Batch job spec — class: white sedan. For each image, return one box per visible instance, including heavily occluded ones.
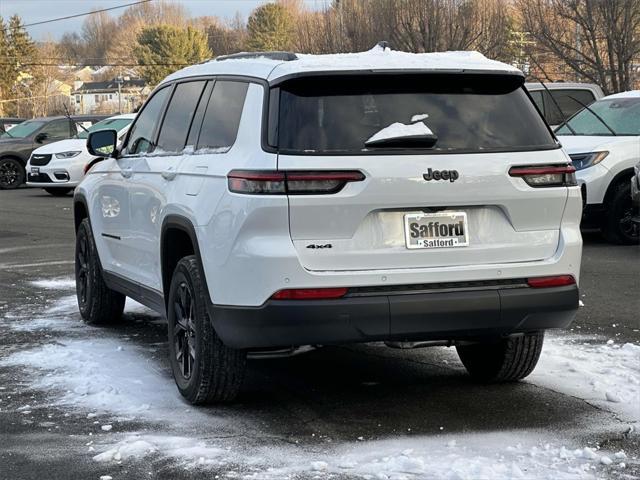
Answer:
[26,114,135,196]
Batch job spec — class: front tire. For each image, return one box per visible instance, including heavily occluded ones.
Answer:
[602,182,639,244]
[0,158,25,189]
[44,187,73,196]
[75,218,125,325]
[167,256,246,404]
[456,332,544,382]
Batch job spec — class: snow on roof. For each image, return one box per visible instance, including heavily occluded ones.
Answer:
[161,46,521,86]
[602,90,640,100]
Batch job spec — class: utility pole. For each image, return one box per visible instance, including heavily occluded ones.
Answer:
[116,75,123,114]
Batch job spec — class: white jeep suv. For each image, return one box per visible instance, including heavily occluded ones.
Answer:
[74,47,582,404]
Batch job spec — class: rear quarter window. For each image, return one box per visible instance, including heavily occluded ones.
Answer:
[196,80,249,152]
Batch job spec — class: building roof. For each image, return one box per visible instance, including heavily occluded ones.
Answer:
[73,78,147,94]
[161,45,522,86]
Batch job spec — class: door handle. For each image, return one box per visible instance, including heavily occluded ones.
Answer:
[161,169,177,181]
[120,168,133,178]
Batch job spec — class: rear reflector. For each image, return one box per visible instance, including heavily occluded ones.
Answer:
[527,275,576,288]
[228,170,365,195]
[509,164,577,187]
[271,287,348,300]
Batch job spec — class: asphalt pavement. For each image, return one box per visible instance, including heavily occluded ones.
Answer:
[0,187,638,480]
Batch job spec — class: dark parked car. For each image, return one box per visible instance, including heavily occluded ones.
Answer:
[0,117,25,135]
[0,115,106,189]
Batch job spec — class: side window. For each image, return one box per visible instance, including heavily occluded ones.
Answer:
[156,81,207,153]
[196,81,249,151]
[529,90,544,117]
[41,120,72,139]
[551,89,597,122]
[126,86,171,155]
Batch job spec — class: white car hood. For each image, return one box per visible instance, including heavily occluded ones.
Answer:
[558,135,636,154]
[32,138,87,155]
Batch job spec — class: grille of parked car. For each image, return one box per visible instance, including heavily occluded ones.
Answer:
[30,154,52,166]
[27,172,53,183]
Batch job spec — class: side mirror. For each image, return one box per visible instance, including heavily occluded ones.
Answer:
[35,132,49,143]
[87,129,118,157]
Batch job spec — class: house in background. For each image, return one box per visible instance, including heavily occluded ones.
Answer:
[71,77,150,114]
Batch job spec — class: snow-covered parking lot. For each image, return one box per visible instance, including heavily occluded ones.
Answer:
[0,190,639,480]
[0,276,638,479]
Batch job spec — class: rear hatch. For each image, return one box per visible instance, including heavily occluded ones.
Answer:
[272,73,569,272]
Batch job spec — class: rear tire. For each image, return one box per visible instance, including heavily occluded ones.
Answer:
[456,332,544,382]
[0,157,24,189]
[75,218,125,325]
[44,187,73,196]
[602,182,639,245]
[167,255,246,404]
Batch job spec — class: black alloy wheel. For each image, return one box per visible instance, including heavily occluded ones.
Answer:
[173,281,197,380]
[0,158,24,189]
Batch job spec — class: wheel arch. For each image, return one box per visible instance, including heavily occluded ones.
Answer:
[73,193,90,233]
[604,167,634,206]
[160,215,212,309]
[0,153,27,165]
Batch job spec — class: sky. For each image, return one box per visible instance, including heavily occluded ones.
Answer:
[0,0,327,40]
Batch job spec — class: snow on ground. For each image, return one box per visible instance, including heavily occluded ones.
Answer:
[90,432,626,480]
[531,337,640,422]
[2,288,637,479]
[30,277,76,290]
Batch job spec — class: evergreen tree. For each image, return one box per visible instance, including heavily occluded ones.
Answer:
[246,3,294,51]
[134,25,211,86]
[0,17,10,115]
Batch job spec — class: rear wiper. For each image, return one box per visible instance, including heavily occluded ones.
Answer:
[365,134,438,148]
[567,96,617,136]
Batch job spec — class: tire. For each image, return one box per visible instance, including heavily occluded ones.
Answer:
[0,157,25,189]
[75,218,125,325]
[44,187,73,196]
[167,255,246,404]
[456,332,544,382]
[602,182,639,245]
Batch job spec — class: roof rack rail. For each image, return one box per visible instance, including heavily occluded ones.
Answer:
[216,51,298,62]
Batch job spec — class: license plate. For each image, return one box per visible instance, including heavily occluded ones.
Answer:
[404,212,469,249]
[31,167,39,174]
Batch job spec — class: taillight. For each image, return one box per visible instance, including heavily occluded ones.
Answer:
[509,164,577,187]
[228,170,365,195]
[271,288,348,300]
[527,275,576,288]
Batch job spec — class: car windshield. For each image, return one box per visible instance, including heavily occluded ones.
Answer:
[77,118,133,139]
[556,97,640,136]
[273,73,556,154]
[0,120,44,139]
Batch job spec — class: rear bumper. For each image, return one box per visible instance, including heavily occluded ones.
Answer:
[211,284,579,349]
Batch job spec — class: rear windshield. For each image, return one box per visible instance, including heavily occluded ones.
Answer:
[272,74,556,154]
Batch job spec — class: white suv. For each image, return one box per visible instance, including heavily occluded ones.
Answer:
[556,91,640,244]
[74,47,582,404]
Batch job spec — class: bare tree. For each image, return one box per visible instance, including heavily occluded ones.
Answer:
[518,0,640,94]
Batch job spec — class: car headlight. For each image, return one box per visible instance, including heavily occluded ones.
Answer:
[569,151,609,171]
[55,151,81,159]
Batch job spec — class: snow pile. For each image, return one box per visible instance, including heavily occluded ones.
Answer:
[0,337,193,420]
[366,122,434,145]
[531,337,640,422]
[90,433,623,479]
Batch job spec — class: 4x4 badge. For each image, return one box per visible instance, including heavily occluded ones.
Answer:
[423,168,459,182]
